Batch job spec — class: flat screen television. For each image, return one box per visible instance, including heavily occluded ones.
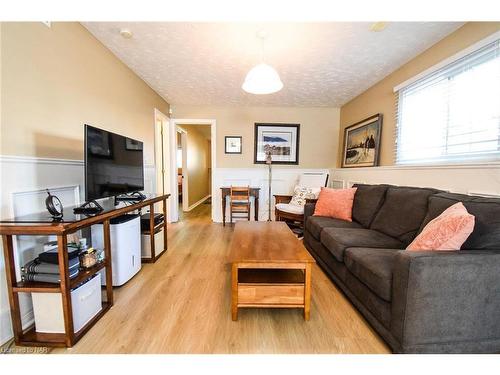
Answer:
[85,124,144,201]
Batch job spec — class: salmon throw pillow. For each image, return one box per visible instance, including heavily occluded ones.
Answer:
[407,202,475,251]
[313,187,357,222]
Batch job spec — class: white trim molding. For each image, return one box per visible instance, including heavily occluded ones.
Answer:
[335,162,500,172]
[0,155,84,166]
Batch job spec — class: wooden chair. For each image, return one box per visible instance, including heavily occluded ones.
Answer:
[229,186,251,224]
[274,172,329,226]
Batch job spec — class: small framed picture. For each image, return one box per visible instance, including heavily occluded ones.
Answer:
[225,136,242,154]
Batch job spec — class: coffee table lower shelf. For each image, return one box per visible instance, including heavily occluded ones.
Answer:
[231,266,312,321]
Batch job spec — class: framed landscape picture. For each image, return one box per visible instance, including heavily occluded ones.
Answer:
[225,136,242,154]
[254,123,300,164]
[341,114,382,168]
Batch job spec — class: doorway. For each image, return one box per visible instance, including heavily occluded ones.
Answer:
[170,119,216,222]
[175,123,212,218]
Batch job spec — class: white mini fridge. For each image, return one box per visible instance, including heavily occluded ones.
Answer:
[92,214,141,286]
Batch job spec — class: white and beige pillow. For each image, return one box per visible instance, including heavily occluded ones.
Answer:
[289,185,321,207]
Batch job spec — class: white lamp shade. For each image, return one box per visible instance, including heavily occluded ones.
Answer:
[242,63,283,94]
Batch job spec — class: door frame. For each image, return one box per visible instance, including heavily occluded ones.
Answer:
[169,118,216,222]
[154,108,172,222]
[176,127,188,212]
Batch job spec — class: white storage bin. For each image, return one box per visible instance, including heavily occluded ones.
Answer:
[31,273,102,334]
[141,229,164,258]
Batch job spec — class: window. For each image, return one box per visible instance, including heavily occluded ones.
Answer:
[395,36,500,165]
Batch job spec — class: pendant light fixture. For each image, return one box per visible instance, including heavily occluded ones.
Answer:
[242,31,283,95]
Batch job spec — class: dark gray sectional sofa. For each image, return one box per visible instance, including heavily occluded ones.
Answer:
[303,184,500,353]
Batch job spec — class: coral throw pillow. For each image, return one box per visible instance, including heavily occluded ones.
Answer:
[313,187,357,222]
[407,202,475,251]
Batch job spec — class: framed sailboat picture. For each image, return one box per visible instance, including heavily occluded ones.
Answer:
[254,123,300,165]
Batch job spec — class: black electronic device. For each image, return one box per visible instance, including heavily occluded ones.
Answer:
[114,191,147,205]
[85,124,144,202]
[45,190,63,219]
[140,213,164,231]
[73,200,104,215]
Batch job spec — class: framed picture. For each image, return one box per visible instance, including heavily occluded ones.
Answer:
[341,114,383,168]
[225,136,242,154]
[254,123,300,165]
[125,137,143,151]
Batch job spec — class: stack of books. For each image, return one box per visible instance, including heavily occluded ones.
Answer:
[21,242,81,283]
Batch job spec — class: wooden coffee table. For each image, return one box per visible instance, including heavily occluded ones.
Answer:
[229,221,315,321]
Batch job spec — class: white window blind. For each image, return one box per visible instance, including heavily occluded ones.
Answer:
[395,38,500,165]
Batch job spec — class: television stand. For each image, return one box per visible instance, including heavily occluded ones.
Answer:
[0,193,170,348]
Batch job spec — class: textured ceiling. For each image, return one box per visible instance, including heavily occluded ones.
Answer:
[83,22,463,107]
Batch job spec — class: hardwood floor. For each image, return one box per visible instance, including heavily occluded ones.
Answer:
[49,204,390,354]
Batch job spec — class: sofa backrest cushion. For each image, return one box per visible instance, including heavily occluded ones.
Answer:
[352,184,389,228]
[418,192,500,250]
[370,186,441,245]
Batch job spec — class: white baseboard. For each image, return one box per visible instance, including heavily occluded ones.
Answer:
[185,194,211,212]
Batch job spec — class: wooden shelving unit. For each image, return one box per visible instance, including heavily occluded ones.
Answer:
[140,201,168,263]
[69,261,107,288]
[13,261,107,294]
[0,193,170,348]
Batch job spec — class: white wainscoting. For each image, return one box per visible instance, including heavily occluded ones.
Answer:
[0,155,156,345]
[330,163,500,196]
[212,167,331,223]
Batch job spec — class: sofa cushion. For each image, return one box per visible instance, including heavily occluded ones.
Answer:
[275,203,304,215]
[344,248,400,302]
[305,234,392,329]
[419,192,500,250]
[313,187,357,221]
[370,186,441,245]
[352,184,389,228]
[306,216,362,240]
[320,227,404,262]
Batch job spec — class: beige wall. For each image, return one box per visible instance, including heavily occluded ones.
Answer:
[179,124,211,207]
[338,22,500,167]
[0,22,170,164]
[172,106,340,169]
